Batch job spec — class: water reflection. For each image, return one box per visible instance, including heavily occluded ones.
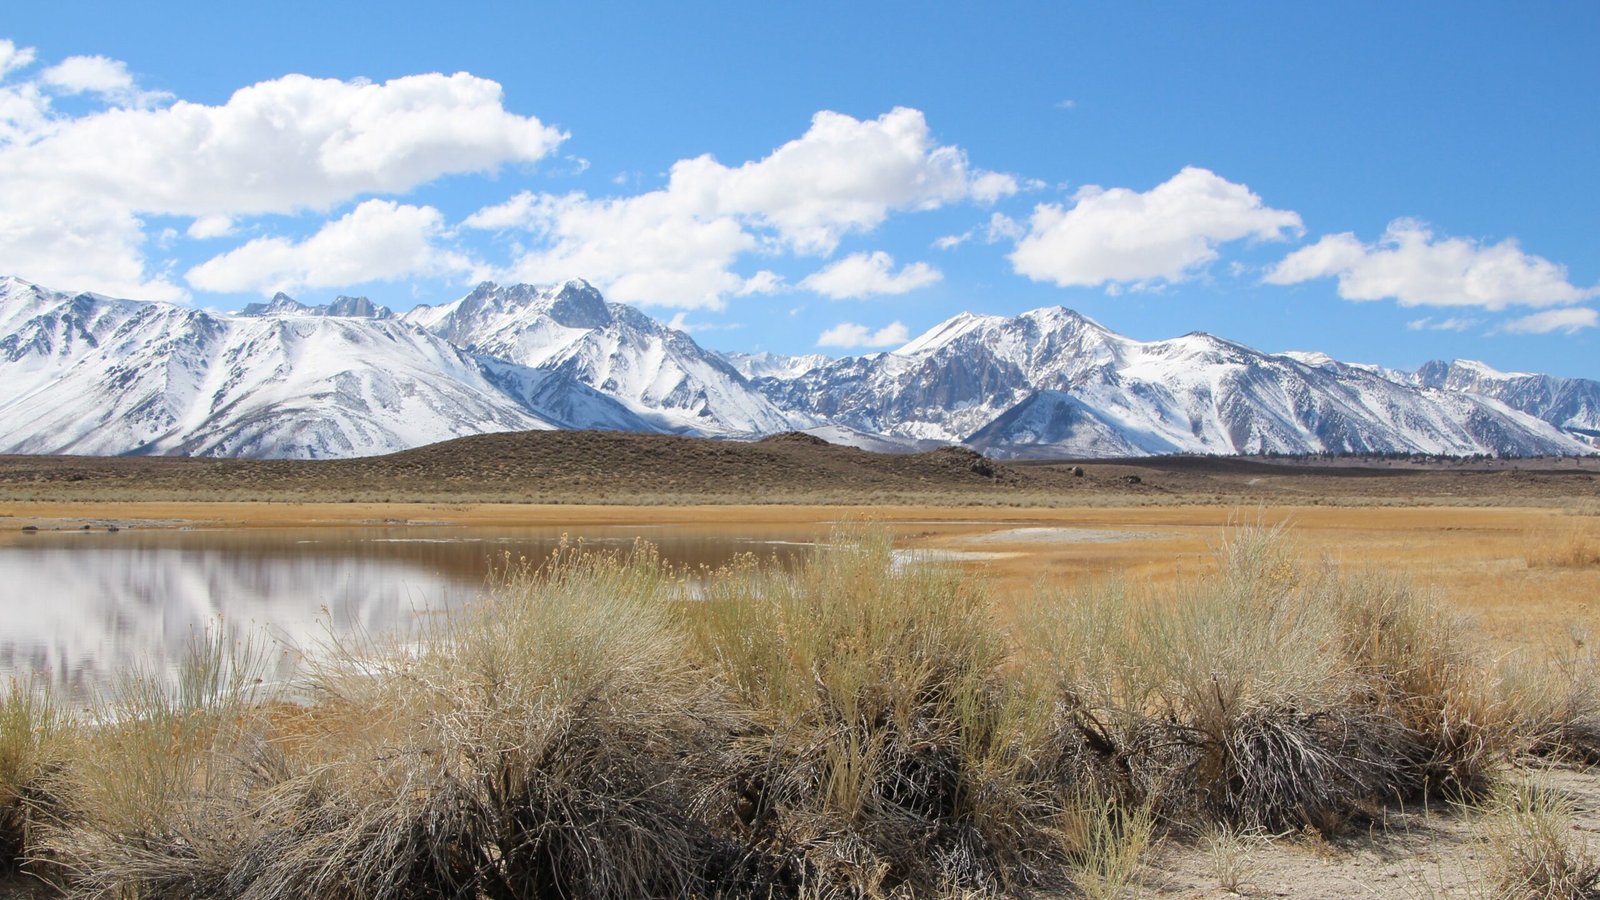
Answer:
[0,524,818,695]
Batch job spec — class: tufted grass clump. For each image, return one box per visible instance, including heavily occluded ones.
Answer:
[689,528,1065,897]
[1022,527,1503,836]
[215,542,737,900]
[38,627,273,897]
[1477,779,1600,899]
[0,679,71,875]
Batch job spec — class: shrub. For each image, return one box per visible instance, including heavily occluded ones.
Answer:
[1325,568,1508,794]
[1477,779,1600,899]
[690,528,1063,896]
[226,543,737,900]
[39,627,272,896]
[0,679,70,873]
[1022,527,1467,834]
[1501,628,1600,765]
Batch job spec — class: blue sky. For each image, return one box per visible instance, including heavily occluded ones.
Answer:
[3,2,1597,376]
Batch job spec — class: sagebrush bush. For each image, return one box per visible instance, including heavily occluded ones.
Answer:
[230,543,738,899]
[11,527,1596,898]
[690,528,1065,896]
[1023,527,1502,834]
[0,679,69,873]
[1500,628,1600,765]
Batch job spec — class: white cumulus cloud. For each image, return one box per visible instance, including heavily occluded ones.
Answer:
[185,200,471,295]
[1497,307,1598,335]
[1009,166,1303,290]
[1265,219,1598,310]
[4,71,565,217]
[816,320,910,349]
[0,55,563,300]
[465,189,759,310]
[466,107,1007,309]
[801,251,941,299]
[670,106,1013,254]
[40,55,136,97]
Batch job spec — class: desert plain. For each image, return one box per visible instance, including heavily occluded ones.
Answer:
[2,435,1598,898]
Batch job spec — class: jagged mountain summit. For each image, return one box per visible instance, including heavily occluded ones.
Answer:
[239,292,395,320]
[0,277,652,458]
[750,307,1595,458]
[721,350,831,381]
[404,280,798,436]
[1407,359,1600,442]
[0,274,1593,460]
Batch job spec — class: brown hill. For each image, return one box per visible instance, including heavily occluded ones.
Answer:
[0,430,1594,506]
[0,430,1062,504]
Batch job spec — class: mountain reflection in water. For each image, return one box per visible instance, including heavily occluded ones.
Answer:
[0,525,817,696]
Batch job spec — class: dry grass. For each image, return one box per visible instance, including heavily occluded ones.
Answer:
[7,527,1598,898]
[1527,527,1600,569]
[1477,779,1600,898]
[1060,790,1155,900]
[1198,823,1267,895]
[1021,527,1514,836]
[0,680,69,875]
[688,528,1065,896]
[230,543,733,899]
[1500,628,1600,764]
[36,627,272,896]
[1327,567,1511,795]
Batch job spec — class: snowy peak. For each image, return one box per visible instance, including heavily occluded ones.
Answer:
[0,274,1594,461]
[752,302,1594,458]
[239,292,394,319]
[1411,359,1600,441]
[896,311,1005,355]
[0,278,663,459]
[326,295,393,319]
[239,292,307,316]
[542,280,612,329]
[722,350,830,380]
[406,280,796,436]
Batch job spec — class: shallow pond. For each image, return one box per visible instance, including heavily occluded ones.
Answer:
[0,524,822,695]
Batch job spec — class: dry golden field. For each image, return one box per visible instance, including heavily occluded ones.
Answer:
[4,496,1596,652]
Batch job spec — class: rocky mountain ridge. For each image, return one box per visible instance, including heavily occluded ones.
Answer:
[0,275,1593,459]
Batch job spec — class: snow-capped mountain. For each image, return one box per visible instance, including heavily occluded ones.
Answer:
[1408,359,1600,442]
[755,306,1592,458]
[0,277,648,458]
[240,292,395,319]
[405,280,798,436]
[720,350,830,381]
[0,275,1593,460]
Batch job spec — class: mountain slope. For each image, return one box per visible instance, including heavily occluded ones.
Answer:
[1411,359,1600,441]
[1,275,1592,460]
[0,277,568,458]
[758,306,1592,458]
[406,280,799,436]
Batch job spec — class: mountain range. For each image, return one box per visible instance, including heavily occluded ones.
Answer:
[1,275,1594,460]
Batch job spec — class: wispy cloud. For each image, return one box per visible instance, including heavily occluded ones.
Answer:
[1496,307,1598,335]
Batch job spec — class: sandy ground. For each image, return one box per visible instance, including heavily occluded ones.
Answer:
[1139,765,1600,898]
